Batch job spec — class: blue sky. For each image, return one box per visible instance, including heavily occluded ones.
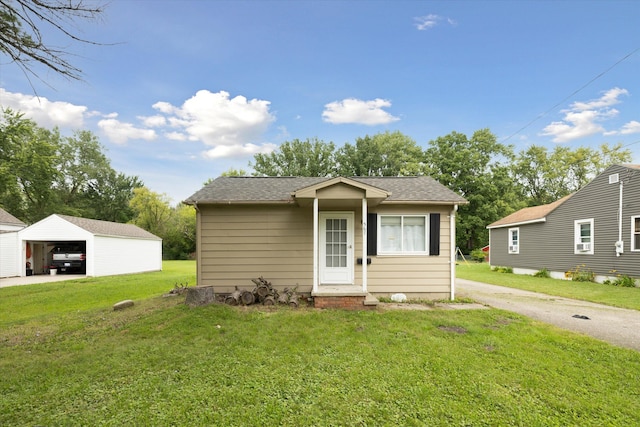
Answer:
[1,0,639,204]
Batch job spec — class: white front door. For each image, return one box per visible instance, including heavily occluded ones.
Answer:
[319,212,354,285]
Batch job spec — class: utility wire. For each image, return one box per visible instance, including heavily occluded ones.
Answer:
[502,47,640,144]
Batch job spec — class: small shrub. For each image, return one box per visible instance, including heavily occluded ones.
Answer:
[603,271,637,287]
[565,265,595,282]
[491,266,513,274]
[471,249,487,263]
[533,268,550,278]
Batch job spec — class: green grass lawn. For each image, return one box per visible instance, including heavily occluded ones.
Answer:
[2,261,640,425]
[457,262,640,311]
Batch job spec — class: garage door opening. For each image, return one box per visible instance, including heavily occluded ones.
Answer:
[25,240,87,276]
[49,241,87,274]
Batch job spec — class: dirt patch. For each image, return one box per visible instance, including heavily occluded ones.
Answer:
[379,303,433,311]
[437,325,468,334]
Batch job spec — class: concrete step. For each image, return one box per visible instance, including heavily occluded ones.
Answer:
[363,293,379,306]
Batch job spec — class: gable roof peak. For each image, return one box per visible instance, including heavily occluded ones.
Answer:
[488,194,573,229]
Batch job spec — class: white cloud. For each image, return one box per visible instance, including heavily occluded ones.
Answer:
[152,101,176,114]
[0,88,278,159]
[0,88,87,128]
[97,118,157,145]
[414,14,456,31]
[139,115,167,127]
[620,120,640,135]
[571,87,628,111]
[322,98,400,125]
[165,131,188,141]
[540,88,630,142]
[153,90,275,147]
[202,142,277,159]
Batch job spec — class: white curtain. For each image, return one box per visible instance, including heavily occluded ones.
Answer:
[381,216,425,252]
[380,216,401,252]
[403,217,425,252]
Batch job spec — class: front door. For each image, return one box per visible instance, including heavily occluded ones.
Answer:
[319,212,354,285]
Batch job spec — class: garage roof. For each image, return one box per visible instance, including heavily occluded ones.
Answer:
[0,207,25,227]
[57,215,161,240]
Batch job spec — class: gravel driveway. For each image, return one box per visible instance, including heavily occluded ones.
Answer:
[456,279,640,352]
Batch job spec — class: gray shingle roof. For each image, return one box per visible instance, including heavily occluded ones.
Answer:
[184,176,467,205]
[0,207,25,226]
[57,215,161,240]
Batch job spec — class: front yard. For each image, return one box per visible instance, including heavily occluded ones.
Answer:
[1,261,640,425]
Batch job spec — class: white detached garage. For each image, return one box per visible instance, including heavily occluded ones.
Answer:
[18,214,162,277]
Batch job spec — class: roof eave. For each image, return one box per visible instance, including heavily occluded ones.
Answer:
[487,217,547,229]
[185,199,296,205]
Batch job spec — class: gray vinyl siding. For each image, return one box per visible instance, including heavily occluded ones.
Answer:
[490,165,640,278]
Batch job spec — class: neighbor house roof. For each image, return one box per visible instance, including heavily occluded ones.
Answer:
[0,207,26,226]
[487,194,573,229]
[184,176,467,205]
[56,214,161,240]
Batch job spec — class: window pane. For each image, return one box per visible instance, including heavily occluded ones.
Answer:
[381,216,401,252]
[635,218,640,233]
[580,223,591,242]
[511,230,518,243]
[403,217,425,251]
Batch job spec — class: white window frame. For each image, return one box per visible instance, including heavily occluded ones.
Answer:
[574,218,594,255]
[378,214,429,255]
[508,227,519,254]
[632,216,640,252]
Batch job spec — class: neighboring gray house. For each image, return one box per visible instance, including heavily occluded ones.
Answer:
[488,164,640,281]
[185,176,467,308]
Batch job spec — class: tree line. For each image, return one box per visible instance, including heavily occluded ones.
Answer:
[245,129,631,250]
[1,109,631,257]
[0,110,195,259]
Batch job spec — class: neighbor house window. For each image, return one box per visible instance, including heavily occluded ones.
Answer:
[379,215,427,254]
[632,216,640,251]
[574,218,594,254]
[508,228,519,254]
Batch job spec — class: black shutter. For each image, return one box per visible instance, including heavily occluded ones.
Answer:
[429,213,440,256]
[367,213,377,256]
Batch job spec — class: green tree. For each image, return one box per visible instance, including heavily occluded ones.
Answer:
[84,170,143,223]
[0,109,31,218]
[162,204,196,260]
[221,167,248,177]
[0,110,62,222]
[336,131,425,176]
[54,130,113,216]
[129,187,173,238]
[512,143,632,206]
[252,138,336,176]
[424,129,520,251]
[0,109,142,223]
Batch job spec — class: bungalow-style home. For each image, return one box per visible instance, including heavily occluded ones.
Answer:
[0,207,27,278]
[488,164,640,282]
[184,176,467,308]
